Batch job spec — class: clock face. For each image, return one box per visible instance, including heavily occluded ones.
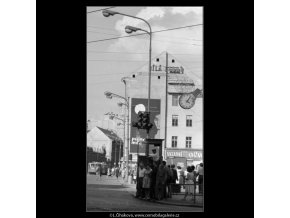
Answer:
[179,93,196,109]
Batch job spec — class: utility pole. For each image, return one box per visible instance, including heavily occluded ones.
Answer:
[126,97,130,180]
[114,141,117,167]
[164,52,168,160]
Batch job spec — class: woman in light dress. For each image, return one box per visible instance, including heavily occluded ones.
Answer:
[183,166,195,200]
[178,167,185,189]
[142,165,152,200]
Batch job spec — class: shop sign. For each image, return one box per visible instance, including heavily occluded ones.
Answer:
[151,64,184,74]
[166,150,203,161]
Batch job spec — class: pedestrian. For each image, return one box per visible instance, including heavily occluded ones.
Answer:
[95,164,101,180]
[183,166,195,200]
[122,167,126,180]
[197,163,204,194]
[99,164,103,180]
[111,166,115,176]
[115,167,119,180]
[165,164,173,198]
[136,162,146,198]
[142,164,152,200]
[107,167,111,178]
[155,161,167,200]
[171,164,178,193]
[150,162,158,199]
[133,168,137,184]
[178,166,185,189]
[191,165,198,193]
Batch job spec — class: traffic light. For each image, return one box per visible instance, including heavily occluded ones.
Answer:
[132,111,144,129]
[132,111,154,131]
[143,112,153,131]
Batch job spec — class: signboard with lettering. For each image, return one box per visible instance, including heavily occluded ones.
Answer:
[166,149,203,161]
[151,64,184,74]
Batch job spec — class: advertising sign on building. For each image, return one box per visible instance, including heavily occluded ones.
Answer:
[130,98,161,154]
[166,149,203,161]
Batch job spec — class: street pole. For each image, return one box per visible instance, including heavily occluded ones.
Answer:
[121,117,125,167]
[115,142,117,167]
[126,97,130,182]
[164,52,168,160]
[145,29,152,157]
[147,31,152,115]
[122,78,130,183]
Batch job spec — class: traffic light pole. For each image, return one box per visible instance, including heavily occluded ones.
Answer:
[145,117,150,156]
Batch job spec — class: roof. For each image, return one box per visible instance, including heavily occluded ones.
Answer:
[97,127,121,141]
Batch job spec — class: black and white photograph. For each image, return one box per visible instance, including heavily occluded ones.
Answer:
[86,6,204,212]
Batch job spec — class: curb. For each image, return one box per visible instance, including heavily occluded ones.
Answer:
[119,181,203,208]
[128,192,203,208]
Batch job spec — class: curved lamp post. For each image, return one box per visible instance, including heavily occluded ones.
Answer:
[104,91,130,182]
[102,9,152,132]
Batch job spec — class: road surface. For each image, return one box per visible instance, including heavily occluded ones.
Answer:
[86,174,202,212]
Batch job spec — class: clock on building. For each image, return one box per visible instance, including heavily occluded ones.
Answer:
[179,88,202,109]
[179,93,195,109]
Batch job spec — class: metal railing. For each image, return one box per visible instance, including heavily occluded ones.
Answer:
[169,183,203,205]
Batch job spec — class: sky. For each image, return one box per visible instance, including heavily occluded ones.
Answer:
[87,6,203,121]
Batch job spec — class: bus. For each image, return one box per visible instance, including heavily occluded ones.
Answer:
[87,162,108,175]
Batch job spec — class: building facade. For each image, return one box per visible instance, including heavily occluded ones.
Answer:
[87,126,123,167]
[123,52,203,168]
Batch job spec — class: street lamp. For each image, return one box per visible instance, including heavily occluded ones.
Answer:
[125,25,141,34]
[107,112,124,168]
[104,91,130,182]
[103,9,152,147]
[102,9,119,17]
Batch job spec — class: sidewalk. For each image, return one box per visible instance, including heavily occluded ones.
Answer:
[117,178,203,208]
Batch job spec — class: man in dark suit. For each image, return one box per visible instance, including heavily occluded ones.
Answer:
[171,164,179,193]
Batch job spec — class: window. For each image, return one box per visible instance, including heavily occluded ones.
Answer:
[186,115,192,127]
[172,95,179,106]
[186,137,192,148]
[172,115,178,126]
[172,136,177,148]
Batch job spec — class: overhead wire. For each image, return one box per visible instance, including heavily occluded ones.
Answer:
[87,31,120,36]
[87,59,147,62]
[87,7,116,14]
[87,25,119,32]
[87,50,201,55]
[87,24,203,43]
[87,25,202,41]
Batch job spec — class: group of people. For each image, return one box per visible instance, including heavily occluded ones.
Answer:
[135,158,204,201]
[105,166,127,180]
[135,159,177,201]
[95,164,139,183]
[178,163,204,200]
